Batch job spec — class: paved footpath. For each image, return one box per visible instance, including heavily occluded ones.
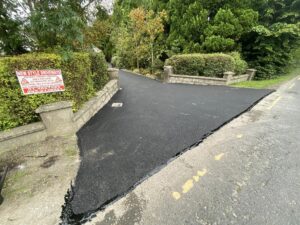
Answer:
[86,76,300,225]
[72,70,271,215]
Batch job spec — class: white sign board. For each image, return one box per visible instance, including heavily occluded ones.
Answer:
[16,70,65,95]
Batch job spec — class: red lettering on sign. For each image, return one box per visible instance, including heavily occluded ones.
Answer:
[55,76,62,82]
[21,78,29,84]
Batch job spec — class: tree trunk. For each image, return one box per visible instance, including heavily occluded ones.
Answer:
[151,43,154,74]
[135,41,139,70]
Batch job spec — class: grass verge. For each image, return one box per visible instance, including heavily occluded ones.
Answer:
[232,73,299,89]
[233,49,300,89]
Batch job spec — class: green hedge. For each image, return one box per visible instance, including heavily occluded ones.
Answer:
[89,52,109,90]
[0,52,108,131]
[228,52,248,75]
[166,54,205,76]
[166,53,247,77]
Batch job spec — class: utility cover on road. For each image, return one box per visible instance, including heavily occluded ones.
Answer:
[71,70,272,215]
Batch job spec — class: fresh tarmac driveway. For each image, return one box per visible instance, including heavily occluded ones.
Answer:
[71,70,272,215]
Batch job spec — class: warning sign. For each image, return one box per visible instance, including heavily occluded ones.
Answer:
[16,70,65,95]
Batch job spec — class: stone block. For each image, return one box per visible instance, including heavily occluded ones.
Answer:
[36,101,76,137]
[108,68,119,80]
[223,71,235,84]
[246,69,257,80]
[164,66,173,82]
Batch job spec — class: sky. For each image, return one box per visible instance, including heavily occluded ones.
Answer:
[101,0,114,11]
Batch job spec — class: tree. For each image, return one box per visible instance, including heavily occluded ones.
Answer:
[0,0,101,54]
[128,7,149,69]
[0,1,28,54]
[29,0,85,51]
[84,6,113,60]
[144,10,167,72]
[125,7,166,70]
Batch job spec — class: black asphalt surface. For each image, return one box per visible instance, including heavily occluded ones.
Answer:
[71,70,272,214]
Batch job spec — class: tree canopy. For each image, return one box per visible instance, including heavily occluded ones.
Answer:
[1,0,299,79]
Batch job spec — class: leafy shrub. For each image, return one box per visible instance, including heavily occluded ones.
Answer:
[228,52,248,74]
[203,54,235,77]
[152,58,164,71]
[165,54,205,75]
[139,68,151,76]
[166,53,235,77]
[89,51,109,90]
[202,36,235,52]
[111,56,121,68]
[0,52,108,131]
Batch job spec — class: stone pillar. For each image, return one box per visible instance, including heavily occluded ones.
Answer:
[35,101,76,137]
[108,68,120,88]
[108,68,119,80]
[246,69,257,81]
[164,66,173,83]
[223,71,235,85]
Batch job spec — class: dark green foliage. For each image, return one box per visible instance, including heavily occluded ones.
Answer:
[202,36,235,52]
[241,0,300,79]
[89,52,109,91]
[0,52,108,131]
[152,58,165,71]
[202,8,258,52]
[166,1,258,54]
[166,53,238,77]
[95,5,110,21]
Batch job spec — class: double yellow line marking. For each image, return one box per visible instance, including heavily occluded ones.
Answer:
[214,153,225,161]
[268,96,282,110]
[172,153,225,200]
[172,168,207,200]
[288,83,295,90]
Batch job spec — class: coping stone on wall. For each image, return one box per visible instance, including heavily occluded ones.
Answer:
[0,122,47,153]
[74,79,119,130]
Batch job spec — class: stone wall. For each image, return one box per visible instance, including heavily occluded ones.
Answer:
[0,123,47,154]
[74,80,119,130]
[168,74,228,86]
[164,66,256,86]
[0,69,119,153]
[227,74,250,84]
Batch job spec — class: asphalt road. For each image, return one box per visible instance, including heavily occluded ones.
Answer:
[87,76,300,225]
[71,70,272,215]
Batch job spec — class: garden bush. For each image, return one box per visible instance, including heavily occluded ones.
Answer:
[166,53,248,77]
[0,52,108,131]
[165,54,205,76]
[202,54,235,77]
[111,56,121,68]
[89,51,109,90]
[228,52,248,75]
